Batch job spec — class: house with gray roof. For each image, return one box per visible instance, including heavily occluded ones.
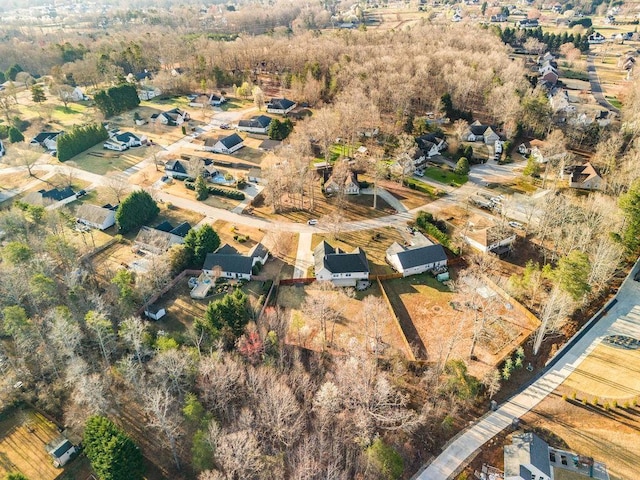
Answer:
[386,243,447,277]
[266,98,297,115]
[47,438,77,468]
[237,115,272,134]
[23,187,75,206]
[314,240,369,287]
[202,242,269,281]
[134,225,186,255]
[30,131,63,151]
[205,133,244,154]
[76,203,117,230]
[463,121,501,144]
[504,432,610,480]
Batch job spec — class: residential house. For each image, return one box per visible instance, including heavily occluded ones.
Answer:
[314,240,370,287]
[247,168,264,184]
[76,203,117,230]
[463,121,500,144]
[30,131,63,151]
[202,243,269,281]
[462,223,516,254]
[621,55,636,71]
[416,133,447,158]
[138,86,161,100]
[266,98,297,115]
[490,14,507,22]
[113,131,144,147]
[187,93,226,107]
[568,162,603,190]
[134,222,190,255]
[144,304,166,320]
[103,139,129,151]
[518,18,539,28]
[23,187,75,207]
[48,439,77,468]
[504,432,610,480]
[164,159,191,179]
[237,115,272,134]
[588,32,606,44]
[548,89,575,113]
[386,243,447,277]
[151,108,189,126]
[67,86,88,102]
[324,170,360,195]
[594,110,612,127]
[539,52,555,64]
[540,66,559,86]
[204,133,244,154]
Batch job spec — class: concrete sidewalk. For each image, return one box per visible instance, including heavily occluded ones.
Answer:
[416,259,640,479]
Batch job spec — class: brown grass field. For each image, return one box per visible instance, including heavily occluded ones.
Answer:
[382,273,539,377]
[278,282,411,358]
[562,343,640,400]
[0,408,67,480]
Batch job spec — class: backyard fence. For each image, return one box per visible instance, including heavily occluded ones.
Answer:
[138,269,202,316]
[376,277,416,362]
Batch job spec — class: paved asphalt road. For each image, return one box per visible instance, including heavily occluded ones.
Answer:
[415,259,640,479]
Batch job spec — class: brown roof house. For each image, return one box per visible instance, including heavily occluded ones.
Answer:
[462,217,516,255]
[567,162,603,190]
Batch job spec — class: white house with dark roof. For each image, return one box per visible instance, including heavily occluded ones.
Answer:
[314,240,369,287]
[205,133,244,154]
[151,108,190,126]
[202,243,269,281]
[386,243,447,277]
[462,224,516,254]
[30,131,63,151]
[463,121,500,144]
[266,98,296,115]
[237,115,272,134]
[324,170,360,195]
[134,225,187,255]
[48,439,77,468]
[76,204,117,230]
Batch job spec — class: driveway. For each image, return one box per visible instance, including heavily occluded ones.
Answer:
[587,54,620,115]
[293,232,313,279]
[415,258,640,479]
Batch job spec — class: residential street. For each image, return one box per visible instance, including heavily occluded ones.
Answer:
[587,54,620,115]
[415,259,640,479]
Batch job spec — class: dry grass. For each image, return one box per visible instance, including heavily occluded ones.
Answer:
[278,283,411,357]
[562,343,640,400]
[69,144,162,176]
[382,273,538,377]
[0,408,66,480]
[211,219,267,254]
[380,180,436,210]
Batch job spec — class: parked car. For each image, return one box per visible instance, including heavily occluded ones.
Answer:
[508,221,523,229]
[307,219,318,225]
[75,189,87,198]
[220,123,231,129]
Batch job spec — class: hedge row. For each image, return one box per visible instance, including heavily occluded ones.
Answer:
[57,123,109,162]
[185,181,245,200]
[94,84,140,118]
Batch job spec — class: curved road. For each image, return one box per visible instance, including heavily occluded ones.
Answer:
[586,54,620,115]
[415,259,640,479]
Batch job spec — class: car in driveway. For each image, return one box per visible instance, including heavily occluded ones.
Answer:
[220,123,231,129]
[508,221,523,229]
[307,219,318,225]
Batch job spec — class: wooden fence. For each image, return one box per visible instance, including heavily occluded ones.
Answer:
[138,269,202,316]
[376,278,416,362]
[279,277,316,286]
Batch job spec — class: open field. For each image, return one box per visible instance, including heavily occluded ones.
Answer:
[382,273,539,377]
[562,343,640,400]
[278,282,411,357]
[422,165,468,186]
[521,391,640,480]
[69,143,161,175]
[0,407,71,480]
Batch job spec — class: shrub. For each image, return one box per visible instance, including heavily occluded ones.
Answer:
[591,398,599,407]
[57,123,109,162]
[562,394,568,401]
[207,186,245,200]
[571,391,577,400]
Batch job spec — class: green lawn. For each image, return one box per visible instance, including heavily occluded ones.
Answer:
[52,103,90,121]
[68,144,161,175]
[422,166,468,186]
[605,96,622,109]
[403,177,441,197]
[219,98,253,111]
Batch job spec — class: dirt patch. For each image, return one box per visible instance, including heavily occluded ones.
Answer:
[211,219,266,254]
[379,179,436,210]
